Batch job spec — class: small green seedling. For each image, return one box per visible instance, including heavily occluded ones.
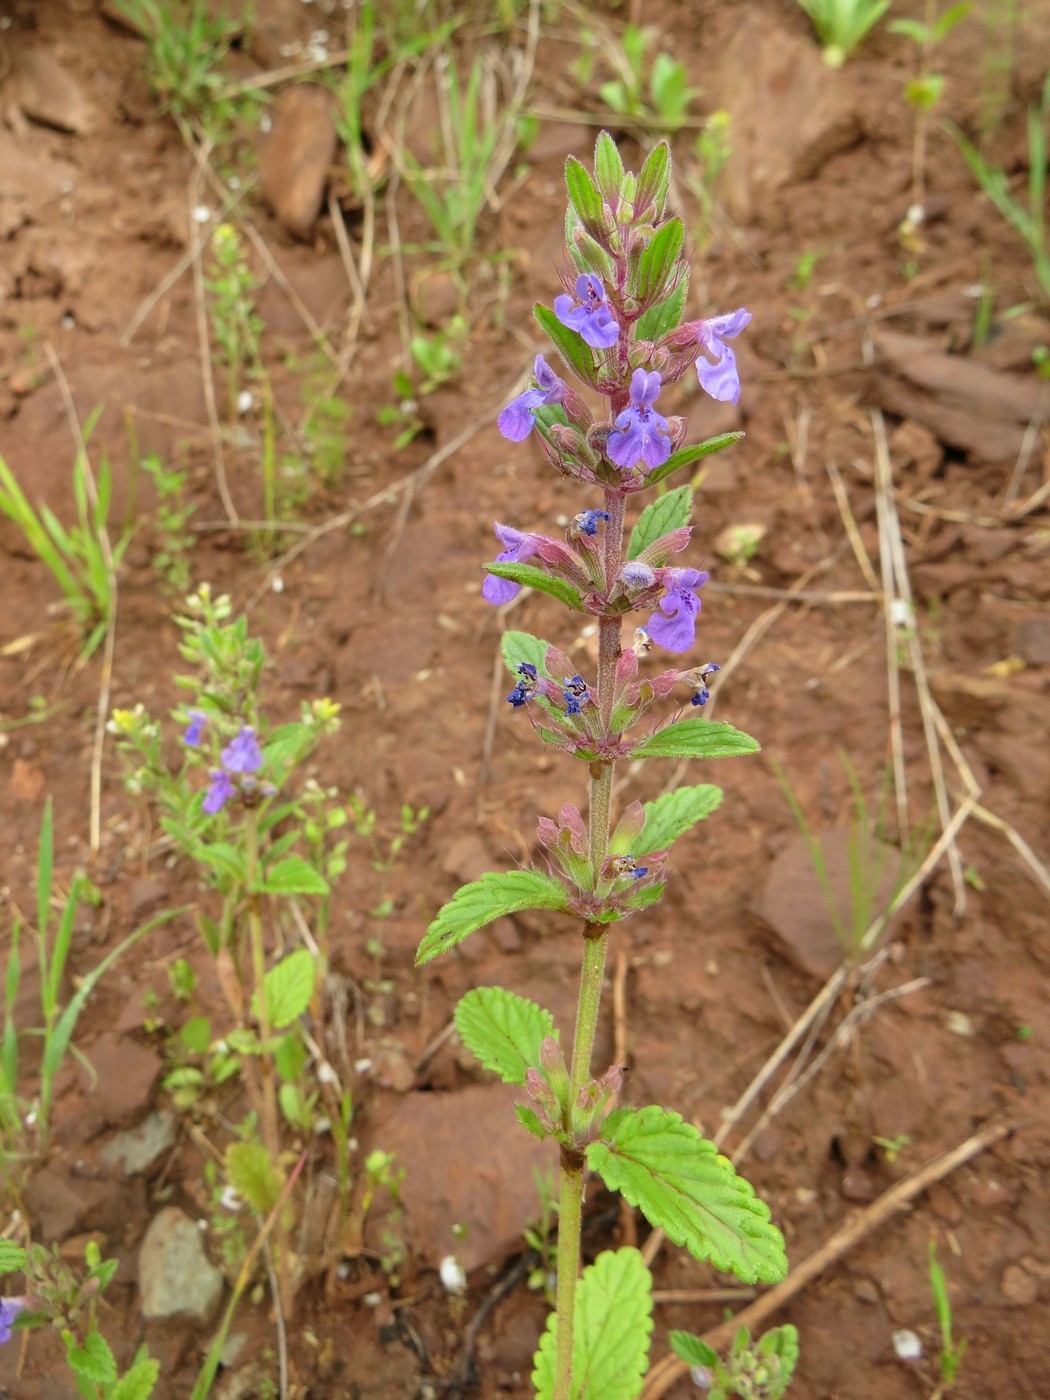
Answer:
[873,1132,911,1163]
[889,3,971,207]
[929,1239,968,1390]
[686,111,733,250]
[670,1323,800,1399]
[141,453,196,594]
[794,0,891,66]
[598,24,700,132]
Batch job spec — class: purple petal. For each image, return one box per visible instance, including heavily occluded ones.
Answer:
[493,522,539,560]
[182,709,206,747]
[704,308,751,341]
[534,355,565,398]
[607,415,647,468]
[498,389,544,441]
[630,368,663,407]
[647,587,701,652]
[576,273,603,301]
[222,727,263,774]
[554,292,580,328]
[696,340,742,404]
[582,306,620,349]
[203,770,235,814]
[641,420,672,470]
[483,573,521,606]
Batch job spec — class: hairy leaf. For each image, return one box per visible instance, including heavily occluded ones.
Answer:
[535,303,596,386]
[111,1348,161,1400]
[627,485,692,559]
[455,987,556,1085]
[417,870,570,965]
[253,948,315,1029]
[634,218,684,302]
[635,278,687,342]
[646,433,744,488]
[500,629,551,679]
[533,1247,653,1399]
[565,156,605,232]
[0,1240,26,1275]
[636,785,724,855]
[635,142,670,216]
[225,1140,284,1215]
[668,1330,720,1370]
[66,1331,117,1387]
[630,720,759,762]
[593,131,626,200]
[588,1107,788,1284]
[258,854,328,896]
[484,561,584,610]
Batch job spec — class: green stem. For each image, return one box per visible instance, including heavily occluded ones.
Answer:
[552,485,626,1400]
[243,813,279,1166]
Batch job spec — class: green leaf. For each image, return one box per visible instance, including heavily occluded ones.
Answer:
[500,630,551,679]
[645,433,744,488]
[635,278,687,342]
[533,1247,653,1399]
[0,1240,26,1275]
[258,854,329,896]
[200,841,247,884]
[668,1330,720,1370]
[417,870,570,966]
[634,218,684,302]
[635,142,670,216]
[535,303,596,386]
[629,720,759,762]
[515,1103,550,1140]
[253,948,315,1029]
[593,131,626,201]
[627,485,692,559]
[565,156,605,231]
[484,561,584,610]
[636,785,723,855]
[225,1140,284,1215]
[66,1331,118,1386]
[587,1106,788,1284]
[111,1348,161,1400]
[179,1015,212,1056]
[454,988,556,1085]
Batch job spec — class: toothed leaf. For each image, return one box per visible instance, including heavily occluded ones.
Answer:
[455,988,556,1085]
[636,785,724,855]
[629,720,759,762]
[417,871,570,965]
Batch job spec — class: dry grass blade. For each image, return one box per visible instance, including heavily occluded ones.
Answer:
[640,1118,1015,1399]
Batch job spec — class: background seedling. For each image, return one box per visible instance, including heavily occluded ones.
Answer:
[597,24,701,132]
[794,0,891,66]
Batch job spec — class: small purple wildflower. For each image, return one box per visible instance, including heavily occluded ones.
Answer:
[647,568,709,653]
[619,561,656,592]
[610,855,648,879]
[554,273,620,349]
[483,523,541,606]
[183,709,207,747]
[607,369,671,472]
[221,727,264,774]
[507,663,539,708]
[497,356,568,441]
[203,769,236,815]
[694,309,751,404]
[0,1298,26,1346]
[687,662,721,707]
[570,509,610,538]
[563,675,589,716]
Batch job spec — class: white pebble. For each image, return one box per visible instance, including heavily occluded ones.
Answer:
[440,1255,467,1295]
[892,1329,923,1361]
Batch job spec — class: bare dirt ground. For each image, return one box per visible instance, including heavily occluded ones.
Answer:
[1,1,1049,1397]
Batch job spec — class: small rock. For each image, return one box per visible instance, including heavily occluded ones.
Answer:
[892,1329,923,1361]
[128,877,168,918]
[854,1278,880,1304]
[841,1170,878,1203]
[1001,1261,1039,1305]
[372,1042,416,1094]
[138,1207,224,1320]
[80,1034,162,1125]
[442,834,494,886]
[410,271,460,328]
[14,50,97,135]
[100,1109,177,1176]
[259,85,337,240]
[1015,616,1050,666]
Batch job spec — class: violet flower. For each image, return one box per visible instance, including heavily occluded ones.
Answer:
[483,523,541,605]
[647,568,710,652]
[554,274,620,349]
[497,356,567,441]
[694,309,751,404]
[563,675,589,716]
[607,369,671,472]
[221,727,264,774]
[203,769,236,815]
[570,509,610,538]
[183,709,207,746]
[507,663,539,708]
[0,1297,25,1347]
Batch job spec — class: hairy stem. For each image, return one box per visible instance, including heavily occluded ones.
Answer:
[552,484,627,1400]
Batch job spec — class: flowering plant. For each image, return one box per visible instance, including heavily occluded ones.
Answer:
[417,136,788,1396]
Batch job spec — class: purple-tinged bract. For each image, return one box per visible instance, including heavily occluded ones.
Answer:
[554,274,620,349]
[607,369,672,472]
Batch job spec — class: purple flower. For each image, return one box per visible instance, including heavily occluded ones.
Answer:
[497,356,568,441]
[647,568,709,653]
[694,309,751,404]
[182,709,207,746]
[570,509,610,538]
[0,1297,26,1346]
[554,274,620,350]
[607,370,671,472]
[686,662,721,707]
[483,523,541,606]
[563,675,589,716]
[507,663,539,708]
[203,769,236,815]
[221,727,264,774]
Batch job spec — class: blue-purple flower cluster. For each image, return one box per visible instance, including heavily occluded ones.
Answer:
[183,713,269,813]
[0,1297,26,1347]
